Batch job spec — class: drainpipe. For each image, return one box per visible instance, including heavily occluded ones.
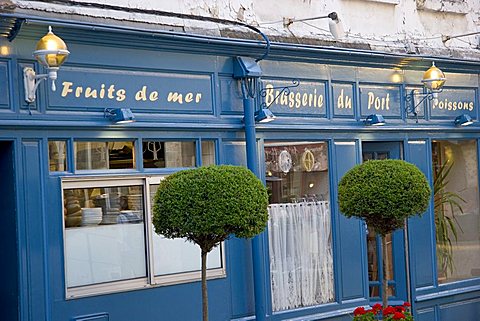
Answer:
[233,56,268,321]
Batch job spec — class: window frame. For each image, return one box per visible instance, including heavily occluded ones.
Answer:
[62,175,226,299]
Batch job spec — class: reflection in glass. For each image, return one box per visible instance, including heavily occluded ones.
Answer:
[49,140,67,172]
[201,141,216,166]
[149,184,222,275]
[265,142,330,203]
[143,141,196,168]
[432,140,480,283]
[75,141,135,170]
[63,184,146,287]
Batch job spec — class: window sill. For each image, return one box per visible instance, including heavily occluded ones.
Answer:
[66,268,226,299]
[416,282,480,302]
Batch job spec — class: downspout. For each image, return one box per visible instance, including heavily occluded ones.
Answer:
[233,28,270,319]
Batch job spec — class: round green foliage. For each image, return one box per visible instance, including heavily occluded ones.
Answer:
[338,159,431,236]
[153,165,269,252]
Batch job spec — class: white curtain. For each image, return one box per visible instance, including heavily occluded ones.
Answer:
[268,201,334,311]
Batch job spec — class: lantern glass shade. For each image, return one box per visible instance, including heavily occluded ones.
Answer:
[33,28,69,68]
[421,62,446,91]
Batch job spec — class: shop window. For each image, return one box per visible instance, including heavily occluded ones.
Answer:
[63,179,147,289]
[49,140,68,172]
[74,141,135,170]
[432,140,480,284]
[143,141,196,168]
[63,176,224,298]
[265,142,334,311]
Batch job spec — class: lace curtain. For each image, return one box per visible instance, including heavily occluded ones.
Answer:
[268,201,334,311]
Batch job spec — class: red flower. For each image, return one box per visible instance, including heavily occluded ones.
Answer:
[353,307,366,316]
[383,306,396,315]
[393,311,406,320]
[372,303,382,312]
[396,306,406,312]
[403,302,411,307]
[365,309,375,315]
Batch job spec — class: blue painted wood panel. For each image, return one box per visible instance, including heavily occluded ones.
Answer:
[219,75,243,113]
[0,61,10,109]
[439,298,480,321]
[406,140,435,289]
[73,313,109,321]
[54,279,231,321]
[416,307,436,321]
[21,140,48,321]
[333,141,366,300]
[222,140,255,318]
[405,86,426,119]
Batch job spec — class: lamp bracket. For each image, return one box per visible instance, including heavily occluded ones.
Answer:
[23,67,58,103]
[405,88,441,123]
[259,79,300,109]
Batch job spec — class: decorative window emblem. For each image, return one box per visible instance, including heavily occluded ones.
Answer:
[278,150,292,173]
[302,149,315,172]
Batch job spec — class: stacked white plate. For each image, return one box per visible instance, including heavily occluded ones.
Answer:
[81,208,103,226]
[127,194,143,210]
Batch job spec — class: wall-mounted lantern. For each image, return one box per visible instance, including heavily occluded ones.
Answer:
[23,26,70,103]
[405,62,446,121]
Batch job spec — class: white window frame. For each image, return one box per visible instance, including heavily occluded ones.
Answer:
[62,175,226,299]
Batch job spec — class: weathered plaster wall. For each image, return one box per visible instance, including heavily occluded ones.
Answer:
[3,0,480,59]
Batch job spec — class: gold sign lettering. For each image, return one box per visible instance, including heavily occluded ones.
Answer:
[60,82,203,105]
[166,92,202,104]
[432,98,474,112]
[61,81,126,102]
[264,84,324,109]
[368,92,390,110]
[336,89,352,109]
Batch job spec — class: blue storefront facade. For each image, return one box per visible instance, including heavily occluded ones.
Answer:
[1,14,480,321]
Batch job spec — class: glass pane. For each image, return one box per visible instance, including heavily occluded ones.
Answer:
[369,285,379,297]
[369,284,395,298]
[201,141,216,166]
[367,231,379,281]
[75,141,135,170]
[432,140,480,283]
[368,232,395,292]
[265,142,334,311]
[143,141,196,168]
[265,142,330,203]
[149,183,222,275]
[49,140,67,172]
[63,184,146,287]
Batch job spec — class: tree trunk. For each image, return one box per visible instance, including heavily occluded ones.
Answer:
[202,249,209,321]
[381,235,389,309]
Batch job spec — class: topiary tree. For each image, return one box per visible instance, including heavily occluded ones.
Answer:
[338,159,431,308]
[153,165,269,321]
